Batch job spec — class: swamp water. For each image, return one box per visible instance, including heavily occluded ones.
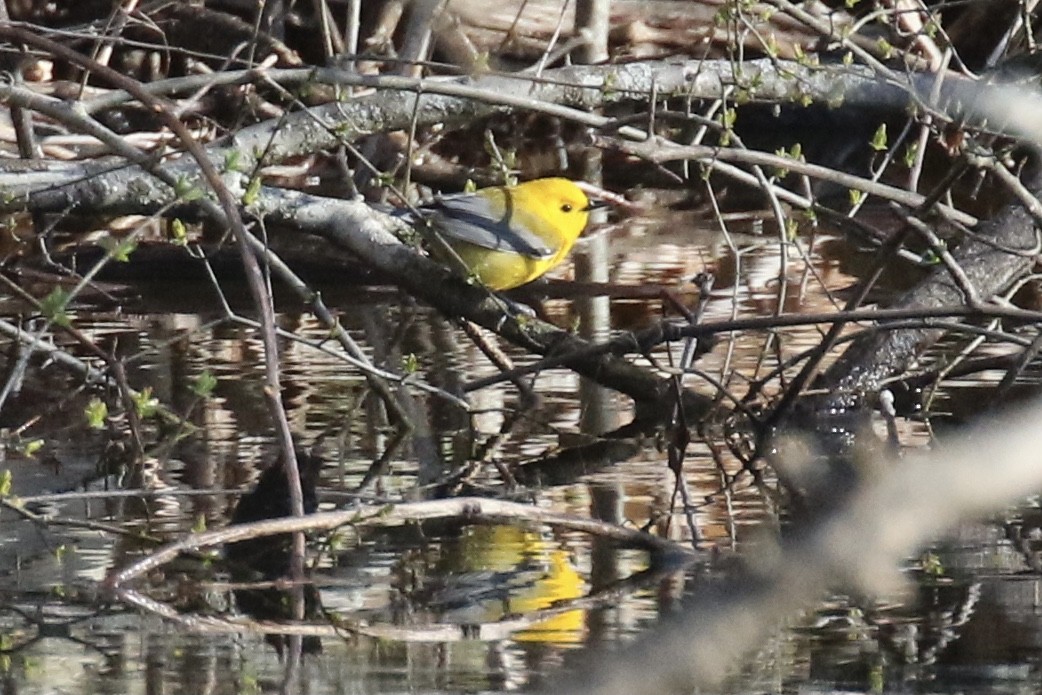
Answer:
[1,211,1041,694]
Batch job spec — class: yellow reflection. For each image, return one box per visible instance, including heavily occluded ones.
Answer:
[458,525,587,644]
[510,548,585,644]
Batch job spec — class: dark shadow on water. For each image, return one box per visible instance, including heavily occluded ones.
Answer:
[226,448,325,656]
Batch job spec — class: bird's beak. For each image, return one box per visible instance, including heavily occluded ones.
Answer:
[583,200,609,212]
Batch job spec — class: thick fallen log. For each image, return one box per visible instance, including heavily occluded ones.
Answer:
[802,152,1042,416]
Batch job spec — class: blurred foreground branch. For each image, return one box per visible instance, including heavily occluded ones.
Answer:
[555,397,1042,694]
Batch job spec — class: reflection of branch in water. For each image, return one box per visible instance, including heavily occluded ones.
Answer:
[872,579,981,668]
[113,559,691,644]
[106,498,698,645]
[0,602,116,656]
[108,498,695,586]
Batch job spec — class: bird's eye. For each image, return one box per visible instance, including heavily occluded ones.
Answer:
[561,203,573,213]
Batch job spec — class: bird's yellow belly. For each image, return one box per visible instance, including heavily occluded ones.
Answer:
[451,243,549,291]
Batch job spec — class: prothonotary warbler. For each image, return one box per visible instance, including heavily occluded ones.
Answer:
[415,178,595,291]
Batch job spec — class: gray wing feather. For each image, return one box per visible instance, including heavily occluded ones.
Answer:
[425,194,554,258]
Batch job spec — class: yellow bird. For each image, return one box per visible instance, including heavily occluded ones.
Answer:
[417,178,595,291]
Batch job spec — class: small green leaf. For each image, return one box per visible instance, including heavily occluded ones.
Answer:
[85,398,108,429]
[502,148,517,170]
[224,149,242,172]
[192,370,218,397]
[170,218,188,246]
[924,16,939,38]
[849,188,864,206]
[722,107,737,130]
[919,550,944,575]
[773,147,790,179]
[473,51,491,73]
[868,663,884,693]
[870,123,888,152]
[402,353,419,374]
[101,235,138,262]
[903,142,919,169]
[22,439,44,457]
[920,249,941,265]
[0,470,12,497]
[174,175,204,202]
[242,176,262,206]
[241,673,261,695]
[765,33,779,58]
[40,287,71,327]
[131,387,159,419]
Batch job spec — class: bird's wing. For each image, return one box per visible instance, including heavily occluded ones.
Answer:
[427,194,554,258]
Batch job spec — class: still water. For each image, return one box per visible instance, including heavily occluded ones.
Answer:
[1,211,1041,693]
